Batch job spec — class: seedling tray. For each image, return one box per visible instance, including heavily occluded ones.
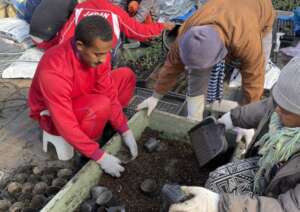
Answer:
[125,88,186,118]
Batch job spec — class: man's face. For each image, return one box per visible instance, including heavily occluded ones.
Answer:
[275,106,300,127]
[76,37,113,67]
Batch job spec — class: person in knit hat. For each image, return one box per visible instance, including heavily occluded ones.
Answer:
[137,0,275,122]
[169,56,300,212]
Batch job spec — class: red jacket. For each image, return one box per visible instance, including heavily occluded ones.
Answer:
[29,40,128,160]
[37,0,165,50]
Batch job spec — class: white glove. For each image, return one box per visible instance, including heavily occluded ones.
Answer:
[97,153,125,177]
[169,186,219,212]
[186,95,205,121]
[217,112,234,130]
[218,112,255,149]
[122,129,138,159]
[136,96,159,116]
[234,127,255,149]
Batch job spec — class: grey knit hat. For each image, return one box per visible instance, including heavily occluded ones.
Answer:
[272,57,300,115]
[179,25,228,70]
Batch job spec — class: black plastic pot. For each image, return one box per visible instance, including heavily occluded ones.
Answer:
[160,184,190,212]
[188,116,228,167]
[140,179,158,197]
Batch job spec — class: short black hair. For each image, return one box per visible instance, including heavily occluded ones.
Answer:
[75,15,113,46]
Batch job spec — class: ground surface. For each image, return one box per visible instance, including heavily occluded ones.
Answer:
[0,162,75,211]
[0,79,59,181]
[0,39,61,182]
[0,78,77,211]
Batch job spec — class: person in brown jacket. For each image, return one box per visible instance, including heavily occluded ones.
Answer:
[169,57,300,212]
[137,0,275,121]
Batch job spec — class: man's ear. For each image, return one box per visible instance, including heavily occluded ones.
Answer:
[76,40,85,52]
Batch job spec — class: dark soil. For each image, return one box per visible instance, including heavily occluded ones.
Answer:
[98,128,214,212]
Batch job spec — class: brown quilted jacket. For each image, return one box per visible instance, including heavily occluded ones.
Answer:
[154,0,275,104]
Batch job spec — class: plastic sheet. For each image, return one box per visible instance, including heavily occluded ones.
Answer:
[157,0,196,22]
[2,47,43,78]
[229,60,281,90]
[0,17,29,43]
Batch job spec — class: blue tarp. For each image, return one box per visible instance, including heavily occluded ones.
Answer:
[171,6,197,23]
[9,0,41,23]
[277,7,300,36]
[294,7,300,36]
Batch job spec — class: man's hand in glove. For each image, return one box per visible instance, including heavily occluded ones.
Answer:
[169,186,219,212]
[234,127,255,149]
[218,112,255,149]
[136,96,159,116]
[97,153,124,177]
[122,129,138,159]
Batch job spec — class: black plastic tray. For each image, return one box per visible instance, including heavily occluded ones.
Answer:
[274,10,295,42]
[125,88,186,118]
[275,18,295,41]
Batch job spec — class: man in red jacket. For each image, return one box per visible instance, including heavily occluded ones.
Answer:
[29,0,175,50]
[29,15,137,178]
